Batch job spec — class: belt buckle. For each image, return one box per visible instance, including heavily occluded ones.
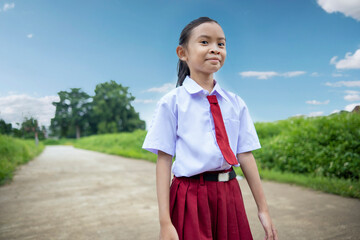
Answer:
[218,172,230,182]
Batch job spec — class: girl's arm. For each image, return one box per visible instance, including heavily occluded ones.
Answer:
[237,151,279,240]
[156,150,179,240]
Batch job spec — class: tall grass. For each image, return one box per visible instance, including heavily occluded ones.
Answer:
[0,134,45,186]
[73,129,157,162]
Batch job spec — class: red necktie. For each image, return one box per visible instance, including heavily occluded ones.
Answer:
[207,94,238,165]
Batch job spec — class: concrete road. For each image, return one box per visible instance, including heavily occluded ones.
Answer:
[0,146,359,240]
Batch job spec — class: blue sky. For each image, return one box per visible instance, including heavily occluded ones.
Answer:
[0,0,359,129]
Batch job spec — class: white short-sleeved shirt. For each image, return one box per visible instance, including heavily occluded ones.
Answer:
[142,75,261,177]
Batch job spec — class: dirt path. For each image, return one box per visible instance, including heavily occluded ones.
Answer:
[0,146,359,240]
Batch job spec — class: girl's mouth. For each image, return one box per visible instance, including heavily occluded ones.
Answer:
[207,59,220,63]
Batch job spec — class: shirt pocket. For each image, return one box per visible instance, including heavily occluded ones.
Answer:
[224,118,240,154]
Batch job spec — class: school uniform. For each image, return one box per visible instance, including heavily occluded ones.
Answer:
[142,75,261,240]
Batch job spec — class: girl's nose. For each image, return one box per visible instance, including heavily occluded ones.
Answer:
[210,48,220,54]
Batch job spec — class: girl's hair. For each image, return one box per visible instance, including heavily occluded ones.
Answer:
[176,17,219,88]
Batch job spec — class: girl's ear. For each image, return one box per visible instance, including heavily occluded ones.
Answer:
[176,45,187,61]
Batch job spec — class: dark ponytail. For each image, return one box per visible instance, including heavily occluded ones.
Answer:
[176,17,219,88]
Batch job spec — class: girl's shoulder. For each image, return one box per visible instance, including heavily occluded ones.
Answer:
[153,86,181,116]
[157,86,180,105]
[220,87,248,109]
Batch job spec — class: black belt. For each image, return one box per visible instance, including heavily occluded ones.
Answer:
[189,168,236,182]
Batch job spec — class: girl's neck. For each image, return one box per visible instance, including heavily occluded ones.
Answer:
[190,72,215,94]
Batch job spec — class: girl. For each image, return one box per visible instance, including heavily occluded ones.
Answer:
[142,17,278,240]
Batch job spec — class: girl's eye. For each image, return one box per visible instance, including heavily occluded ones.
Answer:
[218,43,225,47]
[201,40,208,44]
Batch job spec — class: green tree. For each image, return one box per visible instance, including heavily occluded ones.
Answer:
[12,123,22,138]
[0,119,12,135]
[50,88,91,138]
[19,117,46,144]
[92,80,145,134]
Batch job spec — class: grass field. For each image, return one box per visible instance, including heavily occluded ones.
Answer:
[0,134,45,186]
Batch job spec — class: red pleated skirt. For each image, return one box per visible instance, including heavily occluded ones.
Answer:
[170,167,253,240]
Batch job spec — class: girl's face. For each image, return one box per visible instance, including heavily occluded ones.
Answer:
[178,22,226,78]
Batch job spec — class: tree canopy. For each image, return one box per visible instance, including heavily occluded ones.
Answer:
[0,119,12,135]
[0,117,46,141]
[50,88,91,138]
[50,80,145,138]
[92,80,145,133]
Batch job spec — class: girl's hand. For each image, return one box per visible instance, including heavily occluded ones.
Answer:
[258,210,279,240]
[159,222,179,240]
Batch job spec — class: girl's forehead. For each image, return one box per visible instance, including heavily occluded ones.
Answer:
[190,22,225,40]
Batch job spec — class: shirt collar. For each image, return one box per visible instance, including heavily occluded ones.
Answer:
[183,75,230,102]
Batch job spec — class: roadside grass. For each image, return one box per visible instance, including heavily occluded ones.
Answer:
[0,134,45,186]
[43,138,76,146]
[234,167,360,199]
[73,129,157,162]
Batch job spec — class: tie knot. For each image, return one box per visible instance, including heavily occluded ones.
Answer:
[207,94,218,104]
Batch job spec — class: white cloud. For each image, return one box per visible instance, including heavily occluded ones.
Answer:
[311,72,320,77]
[0,94,59,127]
[317,0,360,21]
[2,3,15,12]
[144,83,174,93]
[27,34,33,39]
[330,56,338,65]
[332,73,344,77]
[325,80,360,87]
[345,102,360,111]
[239,71,306,80]
[308,111,324,117]
[330,109,340,114]
[240,71,278,80]
[293,112,324,118]
[134,98,156,104]
[330,49,360,69]
[282,71,306,77]
[306,100,330,105]
[345,90,360,94]
[344,93,360,101]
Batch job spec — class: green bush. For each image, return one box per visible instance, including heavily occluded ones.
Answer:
[0,134,44,185]
[254,112,360,181]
